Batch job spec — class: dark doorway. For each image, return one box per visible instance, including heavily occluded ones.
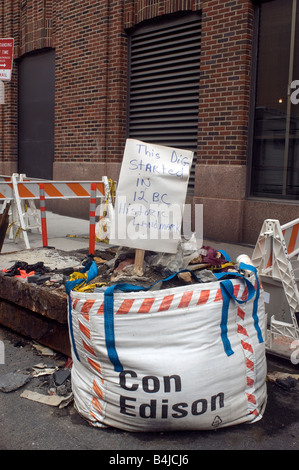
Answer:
[18,49,55,179]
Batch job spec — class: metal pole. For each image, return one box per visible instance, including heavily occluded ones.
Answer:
[39,183,48,247]
[89,183,96,255]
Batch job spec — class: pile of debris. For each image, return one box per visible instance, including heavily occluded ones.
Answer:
[0,342,73,408]
[0,247,89,290]
[0,238,244,293]
[73,239,241,292]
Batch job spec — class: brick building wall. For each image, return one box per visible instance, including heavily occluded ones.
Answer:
[0,1,18,175]
[1,0,298,244]
[195,0,255,242]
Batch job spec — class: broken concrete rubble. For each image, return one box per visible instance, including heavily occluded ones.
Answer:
[20,389,72,407]
[0,240,242,355]
[82,243,236,291]
[0,336,74,412]
[267,371,299,391]
[0,247,89,355]
[53,368,71,386]
[19,362,73,408]
[0,371,30,392]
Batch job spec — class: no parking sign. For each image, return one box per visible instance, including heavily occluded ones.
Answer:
[0,38,14,81]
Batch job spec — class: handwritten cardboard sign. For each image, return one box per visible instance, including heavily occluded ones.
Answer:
[110,139,194,253]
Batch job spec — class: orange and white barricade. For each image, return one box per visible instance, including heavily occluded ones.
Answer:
[0,175,14,205]
[0,175,14,217]
[0,175,22,242]
[0,174,45,245]
[11,174,113,253]
[251,218,299,359]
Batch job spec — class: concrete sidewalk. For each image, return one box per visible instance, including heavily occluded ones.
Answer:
[0,210,255,261]
[1,211,96,254]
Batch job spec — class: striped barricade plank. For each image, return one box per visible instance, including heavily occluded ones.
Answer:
[282,220,299,258]
[264,218,299,269]
[15,180,106,199]
[0,177,14,200]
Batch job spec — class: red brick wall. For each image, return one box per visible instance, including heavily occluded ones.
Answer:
[53,1,120,165]
[18,0,53,55]
[0,1,18,170]
[1,0,253,171]
[124,0,201,27]
[53,0,202,167]
[198,0,254,166]
[5,0,290,245]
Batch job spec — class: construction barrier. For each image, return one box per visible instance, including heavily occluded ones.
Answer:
[0,173,115,253]
[0,175,34,245]
[252,218,299,359]
[14,179,105,200]
[259,219,299,272]
[0,174,46,245]
[0,175,14,201]
[89,183,97,255]
[39,184,48,247]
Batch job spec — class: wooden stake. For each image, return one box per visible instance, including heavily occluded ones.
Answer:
[134,249,145,276]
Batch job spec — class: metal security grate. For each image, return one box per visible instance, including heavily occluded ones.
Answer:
[127,13,202,194]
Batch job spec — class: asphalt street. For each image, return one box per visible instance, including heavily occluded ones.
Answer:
[0,325,298,452]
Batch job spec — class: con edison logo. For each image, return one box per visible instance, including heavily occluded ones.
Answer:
[118,370,224,420]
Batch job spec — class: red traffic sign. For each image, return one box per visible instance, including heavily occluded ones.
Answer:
[0,39,14,81]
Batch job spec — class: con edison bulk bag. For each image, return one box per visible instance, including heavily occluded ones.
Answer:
[66,262,267,432]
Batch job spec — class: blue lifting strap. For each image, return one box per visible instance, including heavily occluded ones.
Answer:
[67,261,263,368]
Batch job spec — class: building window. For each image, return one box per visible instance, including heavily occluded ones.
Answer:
[251,0,299,199]
[127,13,201,194]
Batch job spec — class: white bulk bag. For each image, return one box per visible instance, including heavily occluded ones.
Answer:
[66,262,267,432]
